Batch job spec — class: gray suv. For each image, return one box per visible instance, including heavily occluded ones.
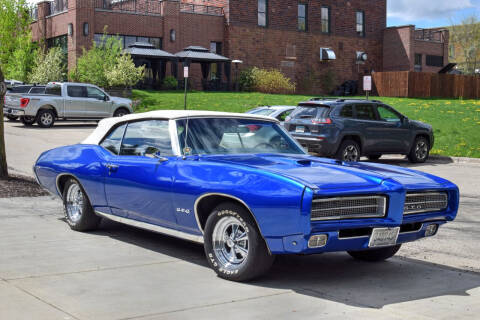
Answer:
[284,98,434,163]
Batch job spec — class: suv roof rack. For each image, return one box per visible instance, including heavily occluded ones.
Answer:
[309,97,382,103]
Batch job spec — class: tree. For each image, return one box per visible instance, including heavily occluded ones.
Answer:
[29,47,67,83]
[105,54,145,88]
[450,15,480,74]
[0,0,37,82]
[0,67,8,178]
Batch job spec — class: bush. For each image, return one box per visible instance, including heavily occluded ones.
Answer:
[162,76,178,90]
[250,67,296,94]
[29,47,67,83]
[238,68,255,92]
[105,54,144,88]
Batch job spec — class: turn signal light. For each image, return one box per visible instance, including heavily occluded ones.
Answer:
[425,224,438,237]
[20,98,30,108]
[308,234,328,248]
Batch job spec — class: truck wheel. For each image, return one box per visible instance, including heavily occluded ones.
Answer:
[336,139,361,162]
[62,178,101,232]
[37,109,55,128]
[204,202,275,282]
[348,244,401,262]
[113,108,129,117]
[408,136,429,163]
[20,116,36,126]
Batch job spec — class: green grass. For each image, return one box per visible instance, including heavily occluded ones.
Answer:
[132,90,480,158]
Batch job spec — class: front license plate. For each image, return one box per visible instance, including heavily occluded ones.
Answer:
[296,126,305,133]
[368,227,400,248]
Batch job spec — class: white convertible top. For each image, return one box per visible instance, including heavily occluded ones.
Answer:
[82,110,279,145]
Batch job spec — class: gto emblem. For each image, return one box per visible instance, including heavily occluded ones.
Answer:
[176,208,191,214]
[406,204,424,210]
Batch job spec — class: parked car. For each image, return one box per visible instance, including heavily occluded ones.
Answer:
[285,98,434,163]
[34,111,459,281]
[3,82,133,128]
[3,85,46,121]
[246,105,296,125]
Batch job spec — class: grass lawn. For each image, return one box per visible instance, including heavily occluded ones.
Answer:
[132,90,480,158]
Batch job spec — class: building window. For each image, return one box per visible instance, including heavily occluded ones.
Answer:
[47,35,68,55]
[210,42,223,80]
[298,3,307,31]
[258,0,267,27]
[356,11,365,36]
[414,53,422,72]
[321,6,330,34]
[426,55,444,67]
[449,45,455,59]
[94,34,162,49]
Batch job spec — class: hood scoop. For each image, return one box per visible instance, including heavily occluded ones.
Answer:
[296,159,312,166]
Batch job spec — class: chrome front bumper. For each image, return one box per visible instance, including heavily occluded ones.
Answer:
[3,107,25,116]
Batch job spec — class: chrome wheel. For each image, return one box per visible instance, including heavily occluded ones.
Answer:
[66,183,84,223]
[212,216,249,270]
[343,145,360,162]
[40,112,53,126]
[415,141,428,160]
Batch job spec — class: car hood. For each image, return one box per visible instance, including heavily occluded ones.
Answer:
[200,154,449,190]
[110,96,132,105]
[409,119,432,131]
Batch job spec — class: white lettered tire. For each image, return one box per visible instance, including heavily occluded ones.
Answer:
[204,203,275,282]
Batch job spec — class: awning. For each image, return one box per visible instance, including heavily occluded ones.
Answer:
[124,42,177,60]
[175,46,230,62]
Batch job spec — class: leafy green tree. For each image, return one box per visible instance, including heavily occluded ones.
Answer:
[0,0,37,82]
[29,47,67,83]
[450,15,480,74]
[105,54,145,88]
[0,67,8,178]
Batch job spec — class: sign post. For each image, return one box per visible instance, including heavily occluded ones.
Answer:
[183,65,189,110]
[363,75,372,100]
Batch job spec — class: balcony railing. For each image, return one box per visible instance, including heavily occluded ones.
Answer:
[180,3,224,16]
[415,29,445,43]
[49,0,68,15]
[95,0,163,15]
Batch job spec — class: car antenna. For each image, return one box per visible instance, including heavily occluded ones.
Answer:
[182,113,191,160]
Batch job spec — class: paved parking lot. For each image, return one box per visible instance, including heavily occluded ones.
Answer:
[1,119,480,319]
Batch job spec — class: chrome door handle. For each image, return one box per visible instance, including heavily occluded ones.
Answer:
[106,164,119,174]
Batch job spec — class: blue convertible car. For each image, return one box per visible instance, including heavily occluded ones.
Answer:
[34,111,459,281]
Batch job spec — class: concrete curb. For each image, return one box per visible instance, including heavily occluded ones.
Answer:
[429,155,480,165]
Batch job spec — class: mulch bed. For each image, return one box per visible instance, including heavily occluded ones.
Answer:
[0,174,49,198]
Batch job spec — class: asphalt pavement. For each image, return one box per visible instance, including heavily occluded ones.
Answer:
[1,119,479,319]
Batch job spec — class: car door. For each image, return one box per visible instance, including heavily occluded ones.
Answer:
[101,119,178,229]
[374,104,411,153]
[352,104,383,154]
[85,86,111,118]
[65,85,87,117]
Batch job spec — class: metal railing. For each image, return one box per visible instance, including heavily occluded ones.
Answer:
[180,3,224,16]
[415,29,445,43]
[95,0,163,15]
[49,0,68,15]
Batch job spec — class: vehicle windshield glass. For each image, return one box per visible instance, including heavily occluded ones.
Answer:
[290,105,330,119]
[249,108,275,116]
[176,118,305,155]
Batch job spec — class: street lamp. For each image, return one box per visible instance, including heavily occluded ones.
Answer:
[232,59,243,91]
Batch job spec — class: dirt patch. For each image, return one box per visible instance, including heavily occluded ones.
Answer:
[0,174,49,198]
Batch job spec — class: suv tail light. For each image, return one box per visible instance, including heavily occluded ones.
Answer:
[312,118,332,124]
[20,98,30,108]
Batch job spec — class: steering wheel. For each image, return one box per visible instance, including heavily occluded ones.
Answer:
[254,142,275,150]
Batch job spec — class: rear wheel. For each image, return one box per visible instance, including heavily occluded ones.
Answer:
[408,136,429,163]
[20,116,36,126]
[37,109,55,128]
[348,244,401,262]
[113,108,129,117]
[336,139,361,162]
[204,203,275,282]
[62,178,101,231]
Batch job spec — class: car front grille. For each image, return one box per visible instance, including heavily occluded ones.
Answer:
[311,195,387,221]
[404,192,448,215]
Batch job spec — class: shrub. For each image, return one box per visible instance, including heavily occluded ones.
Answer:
[162,76,178,90]
[29,47,67,83]
[105,54,144,88]
[238,68,255,92]
[250,67,296,94]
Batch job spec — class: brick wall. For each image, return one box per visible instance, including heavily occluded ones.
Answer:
[383,26,414,71]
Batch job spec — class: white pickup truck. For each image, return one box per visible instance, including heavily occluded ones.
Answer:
[4,82,133,128]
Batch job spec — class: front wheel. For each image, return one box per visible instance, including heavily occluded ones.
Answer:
[113,108,129,117]
[204,203,275,282]
[348,244,401,262]
[62,178,101,231]
[408,136,429,163]
[20,116,36,126]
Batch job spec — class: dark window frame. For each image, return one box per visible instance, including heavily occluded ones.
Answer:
[321,6,331,34]
[353,104,377,121]
[356,10,365,37]
[298,3,308,32]
[426,55,444,67]
[66,85,87,98]
[258,0,268,27]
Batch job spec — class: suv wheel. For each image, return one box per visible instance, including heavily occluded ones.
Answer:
[204,203,275,282]
[37,109,55,128]
[20,116,36,126]
[336,139,361,162]
[408,136,429,163]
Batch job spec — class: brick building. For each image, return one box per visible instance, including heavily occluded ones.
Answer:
[30,0,449,92]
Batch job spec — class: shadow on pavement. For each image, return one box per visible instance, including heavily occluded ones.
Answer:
[81,218,480,309]
[12,122,98,130]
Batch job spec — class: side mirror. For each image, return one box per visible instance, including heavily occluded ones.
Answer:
[103,95,109,101]
[145,150,168,163]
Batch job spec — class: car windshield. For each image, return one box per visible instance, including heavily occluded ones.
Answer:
[290,105,330,119]
[249,108,276,116]
[177,118,305,155]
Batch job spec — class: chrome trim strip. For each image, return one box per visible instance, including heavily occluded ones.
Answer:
[293,136,322,142]
[404,192,448,215]
[169,119,182,156]
[95,211,204,244]
[313,195,385,203]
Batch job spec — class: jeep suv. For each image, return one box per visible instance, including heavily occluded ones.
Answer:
[284,98,434,163]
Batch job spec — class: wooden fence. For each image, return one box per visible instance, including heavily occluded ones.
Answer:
[372,71,480,99]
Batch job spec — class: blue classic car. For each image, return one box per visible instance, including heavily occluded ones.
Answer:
[34,111,459,281]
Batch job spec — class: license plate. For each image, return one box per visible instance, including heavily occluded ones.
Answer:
[296,126,305,133]
[368,227,400,248]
